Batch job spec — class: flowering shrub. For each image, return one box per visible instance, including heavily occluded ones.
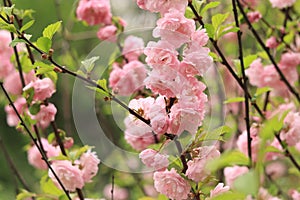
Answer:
[0,0,300,199]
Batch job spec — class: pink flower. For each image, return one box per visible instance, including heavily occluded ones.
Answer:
[182,46,213,76]
[269,0,296,9]
[265,162,286,179]
[265,139,283,161]
[279,52,300,68]
[136,0,187,15]
[103,184,128,200]
[122,36,144,62]
[247,11,262,23]
[153,168,191,200]
[31,103,57,129]
[5,97,27,127]
[209,183,230,198]
[144,40,179,69]
[145,65,187,98]
[0,58,13,79]
[97,25,117,42]
[23,78,56,101]
[148,96,169,135]
[3,70,36,95]
[236,127,260,162]
[124,97,156,150]
[290,189,300,200]
[79,150,100,182]
[224,166,249,188]
[280,112,300,146]
[190,29,209,47]
[266,36,278,49]
[258,187,282,200]
[185,146,220,182]
[109,61,147,96]
[0,30,13,58]
[27,138,60,170]
[48,160,84,192]
[139,149,169,171]
[76,0,112,25]
[153,10,195,47]
[246,58,264,86]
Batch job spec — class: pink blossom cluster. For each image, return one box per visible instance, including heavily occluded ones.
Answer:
[246,52,300,96]
[185,146,221,182]
[76,0,126,42]
[0,30,13,80]
[269,0,296,9]
[48,149,100,192]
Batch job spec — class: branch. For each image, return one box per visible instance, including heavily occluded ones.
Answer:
[0,82,72,200]
[236,0,300,102]
[232,0,252,166]
[187,2,265,119]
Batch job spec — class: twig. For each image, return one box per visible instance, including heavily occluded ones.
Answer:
[274,133,300,172]
[232,0,252,166]
[236,0,300,102]
[111,175,114,200]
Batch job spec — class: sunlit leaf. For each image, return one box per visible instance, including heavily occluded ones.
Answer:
[43,21,62,39]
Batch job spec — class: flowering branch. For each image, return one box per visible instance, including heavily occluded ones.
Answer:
[236,0,300,103]
[188,1,266,119]
[0,82,72,200]
[232,0,252,166]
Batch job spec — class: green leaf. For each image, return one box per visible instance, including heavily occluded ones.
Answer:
[200,1,220,15]
[58,195,70,200]
[254,87,271,97]
[69,145,91,161]
[43,21,62,39]
[185,7,194,19]
[0,22,17,33]
[3,4,15,15]
[47,132,55,144]
[34,61,55,75]
[283,32,294,44]
[212,13,230,31]
[48,155,69,161]
[44,71,58,84]
[234,170,259,196]
[86,79,109,96]
[20,20,35,32]
[81,56,100,73]
[206,150,249,172]
[223,97,245,104]
[36,36,52,52]
[243,54,258,69]
[205,125,232,141]
[16,189,36,200]
[209,52,221,62]
[29,103,40,115]
[218,27,239,39]
[40,174,64,196]
[204,24,215,39]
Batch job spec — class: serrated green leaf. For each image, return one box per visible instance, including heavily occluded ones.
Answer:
[40,174,64,196]
[234,170,259,196]
[254,87,271,97]
[206,150,249,172]
[20,20,34,32]
[43,21,62,39]
[81,56,99,73]
[212,13,230,31]
[36,36,52,52]
[29,103,40,115]
[200,1,220,15]
[223,97,245,104]
[16,189,36,200]
[204,24,215,39]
